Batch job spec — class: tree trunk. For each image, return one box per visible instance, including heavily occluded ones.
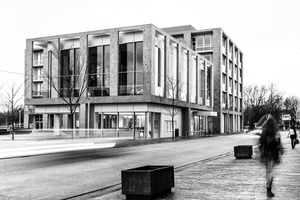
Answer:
[172,115,174,140]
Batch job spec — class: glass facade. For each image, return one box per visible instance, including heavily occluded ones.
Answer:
[60,48,80,97]
[155,34,165,97]
[190,56,197,103]
[180,50,188,101]
[119,42,143,95]
[194,33,213,51]
[88,45,110,96]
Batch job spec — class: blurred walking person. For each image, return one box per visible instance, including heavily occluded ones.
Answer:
[288,124,298,149]
[259,114,284,197]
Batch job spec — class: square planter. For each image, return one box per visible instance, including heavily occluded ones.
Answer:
[121,165,174,200]
[234,145,253,159]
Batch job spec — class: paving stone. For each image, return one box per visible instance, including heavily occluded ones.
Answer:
[92,132,300,200]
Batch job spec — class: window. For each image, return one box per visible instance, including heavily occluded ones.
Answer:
[222,92,227,104]
[207,64,212,100]
[60,48,80,97]
[155,46,161,87]
[164,120,177,132]
[119,42,143,95]
[190,56,196,103]
[88,45,110,96]
[222,55,227,67]
[155,34,165,96]
[32,82,42,97]
[33,50,43,66]
[222,73,226,85]
[180,50,188,101]
[222,35,227,49]
[200,61,205,99]
[201,53,213,62]
[194,33,213,51]
[118,113,133,129]
[103,114,117,129]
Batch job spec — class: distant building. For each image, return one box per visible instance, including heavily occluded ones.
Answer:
[24,24,217,139]
[162,25,244,133]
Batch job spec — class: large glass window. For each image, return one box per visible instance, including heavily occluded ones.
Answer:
[200,61,205,101]
[119,113,134,129]
[207,64,212,101]
[88,45,110,96]
[194,33,213,51]
[190,56,197,103]
[155,34,165,97]
[119,42,143,95]
[180,50,188,101]
[103,113,117,129]
[33,50,43,66]
[60,48,80,97]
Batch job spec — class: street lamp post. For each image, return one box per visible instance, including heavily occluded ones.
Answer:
[87,92,91,138]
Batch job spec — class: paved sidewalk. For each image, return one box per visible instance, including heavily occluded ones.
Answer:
[93,131,300,200]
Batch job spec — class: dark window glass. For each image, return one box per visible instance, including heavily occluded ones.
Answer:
[104,46,110,73]
[119,42,143,96]
[120,43,134,72]
[135,42,143,71]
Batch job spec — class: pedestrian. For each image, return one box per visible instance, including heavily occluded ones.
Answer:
[288,124,298,149]
[259,114,284,197]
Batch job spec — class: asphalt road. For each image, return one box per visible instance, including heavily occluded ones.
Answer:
[0,133,259,200]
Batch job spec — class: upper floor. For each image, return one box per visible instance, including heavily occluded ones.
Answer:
[25,24,214,110]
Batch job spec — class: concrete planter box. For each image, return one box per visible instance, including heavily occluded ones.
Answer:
[234,145,253,159]
[121,165,174,199]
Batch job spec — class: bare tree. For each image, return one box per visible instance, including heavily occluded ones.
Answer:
[160,77,187,139]
[0,83,23,140]
[42,41,89,129]
[243,84,268,129]
[265,83,284,123]
[284,96,300,125]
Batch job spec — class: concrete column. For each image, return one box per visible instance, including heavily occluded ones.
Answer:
[50,38,59,98]
[145,112,149,139]
[110,30,119,96]
[182,108,191,137]
[25,40,33,100]
[159,113,163,138]
[151,112,155,139]
[183,33,191,47]
[43,114,48,129]
[79,104,87,128]
[143,25,155,96]
[24,105,29,129]
[54,114,60,135]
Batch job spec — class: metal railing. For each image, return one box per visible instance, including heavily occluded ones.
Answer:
[186,130,213,138]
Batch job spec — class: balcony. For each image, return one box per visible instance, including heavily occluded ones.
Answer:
[196,46,213,52]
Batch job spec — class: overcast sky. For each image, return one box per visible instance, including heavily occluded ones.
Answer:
[1,0,300,102]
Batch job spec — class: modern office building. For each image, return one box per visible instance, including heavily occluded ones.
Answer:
[162,25,244,134]
[24,24,216,139]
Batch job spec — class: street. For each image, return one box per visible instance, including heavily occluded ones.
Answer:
[0,133,259,200]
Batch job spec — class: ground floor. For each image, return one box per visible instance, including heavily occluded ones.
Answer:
[24,103,217,139]
[220,112,243,134]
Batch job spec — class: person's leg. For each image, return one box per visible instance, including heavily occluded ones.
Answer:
[291,138,295,149]
[266,160,275,197]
